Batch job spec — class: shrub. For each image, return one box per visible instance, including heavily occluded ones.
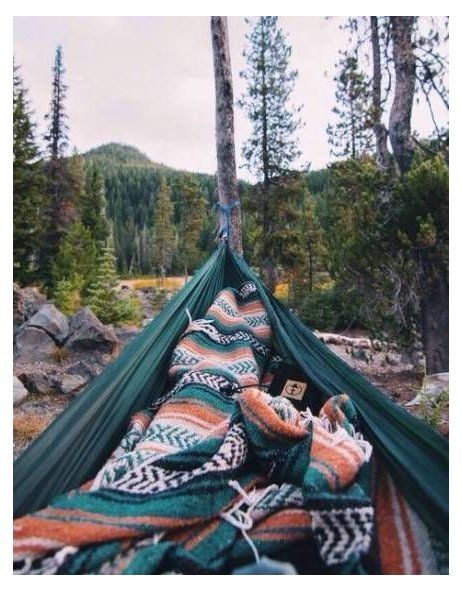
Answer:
[53,277,83,315]
[297,282,360,332]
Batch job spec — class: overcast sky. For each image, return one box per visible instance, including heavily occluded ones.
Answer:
[13,16,448,181]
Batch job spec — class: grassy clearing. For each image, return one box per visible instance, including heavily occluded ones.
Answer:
[120,277,187,291]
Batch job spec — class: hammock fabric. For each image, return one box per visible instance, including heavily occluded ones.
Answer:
[13,244,448,574]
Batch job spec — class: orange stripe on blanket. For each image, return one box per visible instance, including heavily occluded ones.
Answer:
[396,482,422,574]
[239,389,307,441]
[156,401,228,427]
[375,466,405,574]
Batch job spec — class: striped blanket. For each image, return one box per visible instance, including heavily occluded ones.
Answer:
[13,283,442,574]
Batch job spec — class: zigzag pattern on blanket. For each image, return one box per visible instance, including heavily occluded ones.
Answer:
[13,283,375,575]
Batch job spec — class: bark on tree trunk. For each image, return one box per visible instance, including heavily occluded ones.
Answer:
[420,272,449,374]
[370,16,391,169]
[210,16,243,256]
[389,16,416,175]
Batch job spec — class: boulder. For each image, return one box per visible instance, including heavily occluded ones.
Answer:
[422,372,449,398]
[406,372,449,407]
[26,304,69,344]
[22,287,48,320]
[66,307,118,354]
[17,370,58,395]
[57,373,89,395]
[15,326,57,362]
[13,284,25,334]
[13,376,28,406]
[66,361,99,381]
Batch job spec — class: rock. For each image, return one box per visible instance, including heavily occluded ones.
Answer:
[13,376,28,406]
[66,361,98,381]
[316,331,372,349]
[142,318,153,327]
[350,348,370,362]
[115,326,140,346]
[15,326,57,362]
[17,370,58,395]
[66,307,118,354]
[423,372,449,398]
[13,284,25,334]
[22,287,48,320]
[57,373,89,395]
[385,352,401,366]
[26,304,69,344]
[406,372,449,407]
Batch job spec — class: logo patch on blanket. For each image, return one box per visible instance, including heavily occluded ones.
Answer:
[281,379,307,401]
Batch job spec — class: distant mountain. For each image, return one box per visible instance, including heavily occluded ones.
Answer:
[82,143,220,275]
[84,143,172,170]
[82,142,328,276]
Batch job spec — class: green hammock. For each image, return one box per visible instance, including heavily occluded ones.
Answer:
[13,243,448,550]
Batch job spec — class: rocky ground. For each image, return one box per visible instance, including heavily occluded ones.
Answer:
[13,283,449,458]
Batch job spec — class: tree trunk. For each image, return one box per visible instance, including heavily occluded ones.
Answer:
[389,16,416,175]
[370,16,390,168]
[420,272,449,374]
[210,16,243,256]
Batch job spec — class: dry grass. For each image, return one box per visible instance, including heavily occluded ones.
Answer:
[13,414,51,446]
[50,346,70,363]
[120,277,187,291]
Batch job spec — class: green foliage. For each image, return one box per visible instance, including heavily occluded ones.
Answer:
[417,388,449,432]
[43,45,68,160]
[177,175,207,274]
[85,240,140,325]
[239,16,303,182]
[40,49,82,288]
[297,282,360,332]
[152,178,176,276]
[305,168,331,195]
[53,276,83,315]
[327,54,373,159]
[317,152,448,347]
[393,153,448,275]
[13,61,48,285]
[83,143,224,276]
[80,165,109,243]
[51,218,98,295]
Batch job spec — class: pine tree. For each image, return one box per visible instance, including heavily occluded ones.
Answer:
[152,178,175,277]
[13,59,47,285]
[239,16,304,291]
[177,174,207,275]
[44,45,68,160]
[40,45,79,287]
[80,165,109,244]
[85,234,139,324]
[258,172,306,278]
[51,218,98,296]
[290,194,327,307]
[239,17,303,183]
[327,54,373,159]
[85,239,120,323]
